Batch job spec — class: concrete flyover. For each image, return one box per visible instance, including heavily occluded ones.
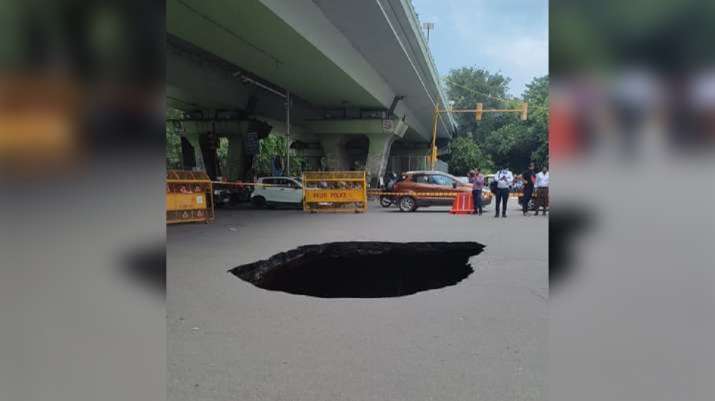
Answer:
[167,0,456,183]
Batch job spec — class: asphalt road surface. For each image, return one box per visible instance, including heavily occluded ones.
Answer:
[168,201,547,401]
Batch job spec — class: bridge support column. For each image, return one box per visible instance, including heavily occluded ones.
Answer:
[226,134,245,181]
[182,131,205,171]
[366,133,397,186]
[320,135,350,171]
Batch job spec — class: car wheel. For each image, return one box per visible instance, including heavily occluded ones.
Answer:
[379,196,392,208]
[251,196,266,208]
[398,196,416,212]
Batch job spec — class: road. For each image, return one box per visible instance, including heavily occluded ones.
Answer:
[168,201,547,401]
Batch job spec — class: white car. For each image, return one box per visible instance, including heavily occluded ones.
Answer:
[250,177,303,208]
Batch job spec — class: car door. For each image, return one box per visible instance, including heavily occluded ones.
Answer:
[259,178,280,202]
[267,178,299,204]
[429,174,459,204]
[280,178,303,204]
[409,173,432,193]
[268,178,288,203]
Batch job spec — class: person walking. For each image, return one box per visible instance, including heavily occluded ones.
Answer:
[471,168,485,215]
[534,165,549,215]
[521,162,536,216]
[494,166,513,218]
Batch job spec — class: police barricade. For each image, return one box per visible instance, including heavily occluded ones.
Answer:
[166,170,215,224]
[302,171,367,213]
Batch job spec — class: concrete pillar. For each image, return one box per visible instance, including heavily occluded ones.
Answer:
[226,134,244,181]
[319,135,350,171]
[183,131,205,171]
[366,133,397,184]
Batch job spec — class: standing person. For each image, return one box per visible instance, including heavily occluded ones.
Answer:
[471,168,485,215]
[534,165,549,215]
[494,166,513,218]
[521,162,536,216]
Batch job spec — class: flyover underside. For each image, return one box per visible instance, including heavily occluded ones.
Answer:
[166,0,450,182]
[168,36,431,182]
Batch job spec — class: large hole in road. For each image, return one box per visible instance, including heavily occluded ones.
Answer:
[229,242,484,298]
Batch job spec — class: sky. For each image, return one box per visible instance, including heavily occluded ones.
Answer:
[411,0,548,97]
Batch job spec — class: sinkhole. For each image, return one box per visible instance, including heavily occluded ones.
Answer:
[229,241,484,298]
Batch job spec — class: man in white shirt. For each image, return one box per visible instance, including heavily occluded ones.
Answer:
[494,166,513,218]
[534,165,549,216]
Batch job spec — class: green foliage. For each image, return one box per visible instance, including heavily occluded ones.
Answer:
[166,107,183,169]
[255,134,306,177]
[447,136,493,176]
[522,75,549,167]
[217,137,229,176]
[484,123,539,170]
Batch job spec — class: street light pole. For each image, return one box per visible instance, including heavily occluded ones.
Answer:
[422,22,434,44]
[430,105,439,170]
[286,90,290,176]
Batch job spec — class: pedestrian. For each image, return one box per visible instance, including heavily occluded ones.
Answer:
[521,162,536,216]
[471,168,485,215]
[494,166,513,218]
[534,165,549,215]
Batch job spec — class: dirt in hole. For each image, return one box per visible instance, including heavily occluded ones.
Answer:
[229,241,484,298]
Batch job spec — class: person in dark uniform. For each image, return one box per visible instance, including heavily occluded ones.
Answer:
[520,162,536,216]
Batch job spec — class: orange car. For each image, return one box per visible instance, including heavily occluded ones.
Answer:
[390,171,492,212]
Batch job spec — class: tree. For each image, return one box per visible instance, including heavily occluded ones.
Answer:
[444,67,513,143]
[481,75,549,171]
[523,75,549,167]
[217,137,229,176]
[447,136,493,176]
[484,123,539,171]
[166,107,183,169]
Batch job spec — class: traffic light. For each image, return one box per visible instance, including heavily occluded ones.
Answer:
[475,103,483,121]
[521,102,528,121]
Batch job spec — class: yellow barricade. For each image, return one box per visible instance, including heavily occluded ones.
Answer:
[302,171,367,213]
[166,170,215,224]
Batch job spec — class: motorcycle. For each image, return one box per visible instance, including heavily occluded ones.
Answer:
[379,173,399,208]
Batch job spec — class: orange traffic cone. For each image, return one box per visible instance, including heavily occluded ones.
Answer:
[450,192,474,214]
